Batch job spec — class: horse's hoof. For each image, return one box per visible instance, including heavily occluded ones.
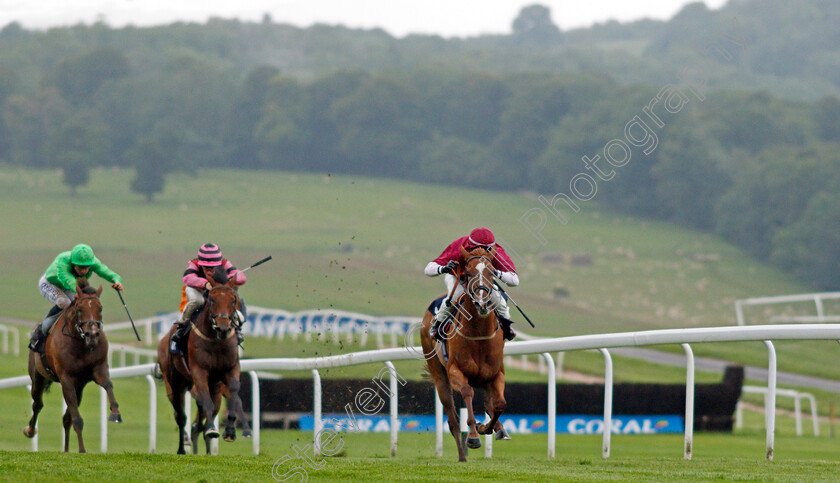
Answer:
[495,428,511,440]
[177,448,186,455]
[108,413,123,423]
[23,426,36,438]
[205,428,220,439]
[242,428,252,438]
[224,435,235,443]
[466,437,482,449]
[223,427,236,442]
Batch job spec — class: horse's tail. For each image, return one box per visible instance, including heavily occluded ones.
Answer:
[422,366,433,381]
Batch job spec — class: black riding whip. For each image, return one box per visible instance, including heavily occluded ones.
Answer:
[239,255,272,273]
[493,280,536,328]
[116,289,142,341]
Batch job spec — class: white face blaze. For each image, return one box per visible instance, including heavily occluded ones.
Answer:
[472,261,491,315]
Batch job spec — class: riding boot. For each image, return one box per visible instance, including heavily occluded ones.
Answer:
[29,306,61,353]
[493,292,516,341]
[430,301,455,342]
[170,321,187,354]
[28,326,45,353]
[172,300,201,343]
[498,316,516,341]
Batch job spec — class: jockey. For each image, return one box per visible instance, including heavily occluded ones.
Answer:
[28,244,124,353]
[170,243,247,354]
[424,227,519,342]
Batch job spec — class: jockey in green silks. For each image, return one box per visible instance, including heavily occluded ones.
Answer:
[28,244,124,353]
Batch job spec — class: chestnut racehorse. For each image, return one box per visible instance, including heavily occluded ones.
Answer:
[420,245,510,462]
[23,280,122,453]
[157,269,250,454]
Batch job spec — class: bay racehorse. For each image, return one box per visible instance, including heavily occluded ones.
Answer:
[23,280,122,452]
[420,245,510,462]
[157,268,250,454]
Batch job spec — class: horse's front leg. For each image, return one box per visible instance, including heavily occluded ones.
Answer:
[191,368,219,439]
[222,370,247,442]
[447,365,481,450]
[478,371,508,438]
[92,362,122,423]
[60,377,87,453]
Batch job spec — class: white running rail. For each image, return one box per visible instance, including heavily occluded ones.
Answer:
[2,324,839,461]
[735,292,840,325]
[736,385,819,436]
[0,324,20,356]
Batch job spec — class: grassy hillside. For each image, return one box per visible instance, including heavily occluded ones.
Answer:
[2,167,839,377]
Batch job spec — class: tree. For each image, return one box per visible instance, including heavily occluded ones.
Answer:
[127,121,184,202]
[53,49,131,106]
[227,65,280,168]
[512,5,562,46]
[772,191,840,289]
[131,157,166,202]
[330,76,427,177]
[715,144,839,259]
[652,123,729,229]
[61,153,90,196]
[416,133,515,190]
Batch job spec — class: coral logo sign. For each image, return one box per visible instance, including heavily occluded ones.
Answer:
[561,415,683,434]
[300,414,683,434]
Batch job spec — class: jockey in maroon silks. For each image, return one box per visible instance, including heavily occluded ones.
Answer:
[424,227,519,342]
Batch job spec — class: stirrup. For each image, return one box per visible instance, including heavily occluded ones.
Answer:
[171,321,186,342]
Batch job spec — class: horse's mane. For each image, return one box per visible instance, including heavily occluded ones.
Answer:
[77,278,97,295]
[211,266,229,285]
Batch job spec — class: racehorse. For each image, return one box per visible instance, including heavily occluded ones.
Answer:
[23,280,122,453]
[420,245,510,462]
[157,267,250,454]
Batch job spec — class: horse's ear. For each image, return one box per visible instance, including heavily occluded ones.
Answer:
[459,245,470,259]
[96,286,103,297]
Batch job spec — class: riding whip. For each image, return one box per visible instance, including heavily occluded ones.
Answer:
[240,255,272,273]
[116,289,142,341]
[493,280,536,328]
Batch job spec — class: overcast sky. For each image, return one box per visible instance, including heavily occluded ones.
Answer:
[0,1,729,37]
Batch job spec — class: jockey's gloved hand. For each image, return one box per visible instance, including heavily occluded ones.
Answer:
[439,260,459,274]
[494,269,502,280]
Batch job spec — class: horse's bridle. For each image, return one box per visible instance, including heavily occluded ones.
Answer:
[196,286,239,340]
[72,293,103,339]
[462,255,495,302]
